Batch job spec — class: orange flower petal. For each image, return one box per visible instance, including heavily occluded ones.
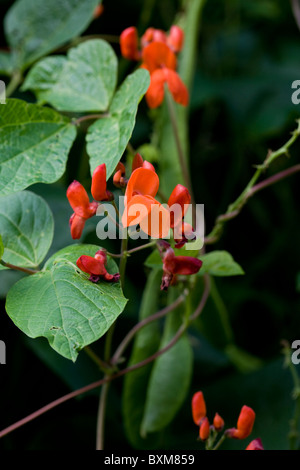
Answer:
[91,163,109,201]
[69,214,86,240]
[76,255,106,276]
[168,184,191,228]
[165,69,189,106]
[67,181,91,217]
[167,25,184,53]
[125,167,159,205]
[145,69,165,108]
[120,26,140,61]
[142,42,177,73]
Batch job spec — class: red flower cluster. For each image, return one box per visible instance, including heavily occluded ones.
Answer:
[120,25,189,108]
[192,391,224,441]
[122,153,195,246]
[191,391,263,450]
[67,163,113,240]
[66,155,201,288]
[76,250,120,283]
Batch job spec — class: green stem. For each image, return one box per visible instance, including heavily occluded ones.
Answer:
[96,381,110,450]
[72,113,109,126]
[119,233,128,290]
[209,277,234,344]
[95,231,128,450]
[83,346,111,374]
[212,433,227,450]
[165,89,194,204]
[6,71,22,98]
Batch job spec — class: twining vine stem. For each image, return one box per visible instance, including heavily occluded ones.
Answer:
[205,120,300,244]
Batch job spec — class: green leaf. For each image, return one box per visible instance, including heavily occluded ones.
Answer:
[6,244,127,361]
[0,99,77,196]
[141,288,193,434]
[22,40,118,113]
[4,0,100,70]
[87,68,150,178]
[123,269,162,449]
[199,250,244,277]
[0,51,13,76]
[0,191,54,269]
[0,234,4,261]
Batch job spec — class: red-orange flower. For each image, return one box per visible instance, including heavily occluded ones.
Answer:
[76,250,120,283]
[141,41,177,74]
[161,247,202,290]
[91,163,113,202]
[213,413,225,431]
[141,27,168,48]
[226,405,256,440]
[192,391,207,426]
[122,164,194,241]
[199,417,210,441]
[120,25,188,108]
[132,153,155,172]
[245,438,264,450]
[120,26,140,61]
[67,181,98,239]
[113,162,126,188]
[145,67,189,108]
[167,25,184,53]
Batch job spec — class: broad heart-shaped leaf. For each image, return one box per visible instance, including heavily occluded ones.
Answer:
[6,244,127,361]
[141,288,193,435]
[87,68,150,178]
[22,40,118,113]
[122,269,162,449]
[0,99,77,196]
[199,250,244,277]
[0,191,54,269]
[0,235,3,261]
[4,0,100,70]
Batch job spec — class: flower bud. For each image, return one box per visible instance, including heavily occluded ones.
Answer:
[199,417,210,441]
[192,391,207,426]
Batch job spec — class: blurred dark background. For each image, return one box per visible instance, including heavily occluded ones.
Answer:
[1,0,300,450]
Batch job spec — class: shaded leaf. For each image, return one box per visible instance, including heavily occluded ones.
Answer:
[4,0,100,70]
[0,99,77,196]
[199,250,244,277]
[22,40,118,113]
[0,191,54,269]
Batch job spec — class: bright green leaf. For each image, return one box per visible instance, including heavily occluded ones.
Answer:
[0,99,77,196]
[22,40,118,113]
[123,269,162,449]
[141,289,193,434]
[0,191,54,269]
[6,244,127,361]
[4,0,100,70]
[87,68,150,178]
[199,250,244,277]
